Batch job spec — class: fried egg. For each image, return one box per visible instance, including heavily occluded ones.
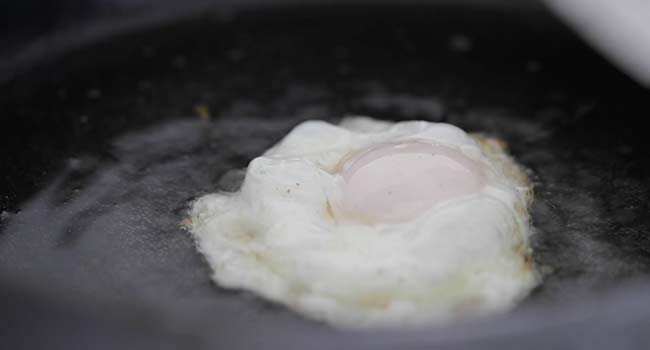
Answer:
[188,116,538,328]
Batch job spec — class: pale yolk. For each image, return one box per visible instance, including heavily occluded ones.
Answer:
[341,141,486,223]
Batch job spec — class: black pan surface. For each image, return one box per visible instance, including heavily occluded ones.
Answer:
[1,4,650,349]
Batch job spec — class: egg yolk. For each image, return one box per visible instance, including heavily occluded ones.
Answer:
[341,141,486,223]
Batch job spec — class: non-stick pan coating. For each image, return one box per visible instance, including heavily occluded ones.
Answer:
[1,5,650,349]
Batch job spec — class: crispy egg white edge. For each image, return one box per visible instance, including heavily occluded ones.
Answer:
[187,116,539,328]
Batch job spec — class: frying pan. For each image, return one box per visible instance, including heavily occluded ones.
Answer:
[1,0,650,349]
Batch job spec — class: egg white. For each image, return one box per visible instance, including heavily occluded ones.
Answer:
[188,116,538,328]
